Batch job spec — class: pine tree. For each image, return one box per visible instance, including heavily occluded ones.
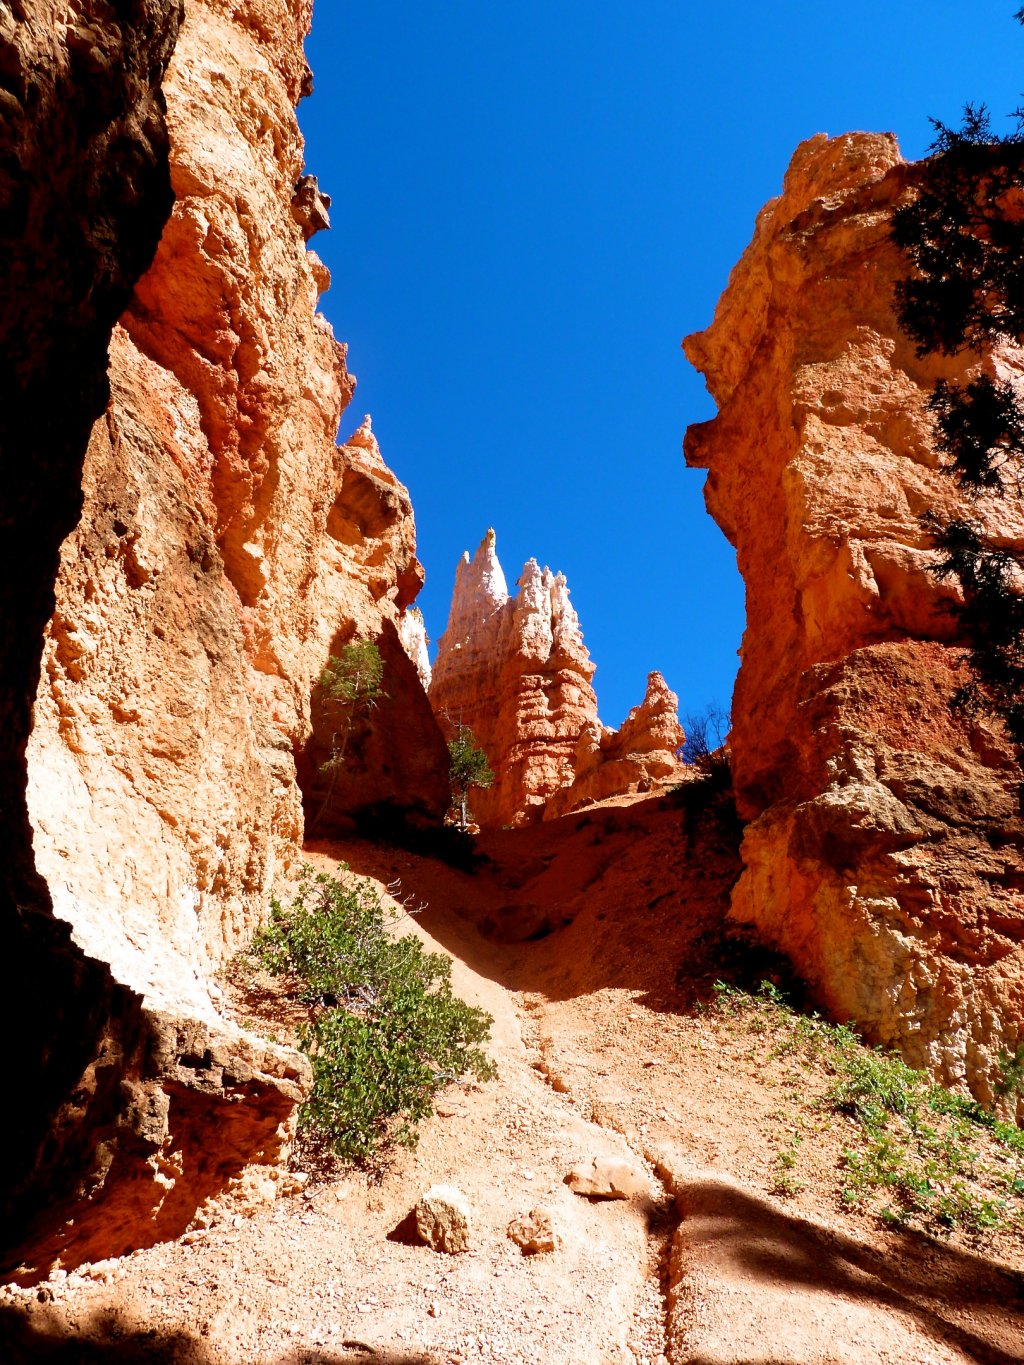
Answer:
[892,38,1024,771]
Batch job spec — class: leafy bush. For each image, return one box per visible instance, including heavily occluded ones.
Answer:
[253,867,495,1162]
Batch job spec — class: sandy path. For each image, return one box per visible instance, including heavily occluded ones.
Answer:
[2,792,1021,1362]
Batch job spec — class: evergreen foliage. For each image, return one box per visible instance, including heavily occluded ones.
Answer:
[447,724,494,831]
[253,868,495,1162]
[312,642,385,830]
[892,33,1024,777]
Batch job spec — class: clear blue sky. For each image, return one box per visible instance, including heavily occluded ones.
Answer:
[300,1,1023,728]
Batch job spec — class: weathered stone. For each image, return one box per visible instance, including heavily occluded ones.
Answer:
[10,0,446,1272]
[0,0,184,1273]
[415,1185,472,1254]
[507,1206,561,1254]
[548,671,686,818]
[400,606,433,690]
[565,1157,647,1201]
[684,131,1024,1107]
[430,530,684,825]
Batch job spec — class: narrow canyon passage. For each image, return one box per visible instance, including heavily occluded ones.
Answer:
[4,788,1021,1364]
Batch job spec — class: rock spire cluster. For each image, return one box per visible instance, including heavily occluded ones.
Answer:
[429,530,685,826]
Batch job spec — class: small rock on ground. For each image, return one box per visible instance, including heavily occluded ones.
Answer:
[507,1206,560,1255]
[565,1156,647,1200]
[414,1184,472,1253]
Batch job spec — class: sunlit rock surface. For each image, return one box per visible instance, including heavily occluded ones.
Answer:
[17,0,443,1270]
[431,531,684,826]
[685,131,1024,1105]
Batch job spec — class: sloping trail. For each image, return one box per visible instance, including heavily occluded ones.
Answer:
[2,788,1022,1363]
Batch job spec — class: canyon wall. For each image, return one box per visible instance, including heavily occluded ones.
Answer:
[6,0,446,1273]
[685,132,1024,1104]
[430,530,684,826]
[0,0,185,1271]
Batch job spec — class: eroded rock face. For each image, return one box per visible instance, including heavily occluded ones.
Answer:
[297,417,448,834]
[547,670,686,819]
[14,0,444,1269]
[430,531,684,826]
[685,132,1024,1104]
[0,0,184,1271]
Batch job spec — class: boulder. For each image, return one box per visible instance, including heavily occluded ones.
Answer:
[415,1185,472,1254]
[565,1157,648,1201]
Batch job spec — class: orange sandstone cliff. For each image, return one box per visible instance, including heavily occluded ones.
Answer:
[7,0,446,1272]
[685,132,1024,1105]
[430,530,684,826]
[1,0,186,1271]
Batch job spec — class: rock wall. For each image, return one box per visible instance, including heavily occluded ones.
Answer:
[296,418,449,835]
[9,0,446,1271]
[685,132,1024,1104]
[430,530,684,826]
[0,0,184,1270]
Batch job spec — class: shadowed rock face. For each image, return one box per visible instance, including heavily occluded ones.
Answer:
[430,530,684,826]
[685,132,1024,1105]
[0,0,185,1265]
[4,0,445,1274]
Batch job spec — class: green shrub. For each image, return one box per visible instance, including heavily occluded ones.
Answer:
[253,867,495,1162]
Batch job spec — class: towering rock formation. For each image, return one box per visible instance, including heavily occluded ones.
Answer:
[685,132,1024,1105]
[7,0,446,1271]
[430,530,684,826]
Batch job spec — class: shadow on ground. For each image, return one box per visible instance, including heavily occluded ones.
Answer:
[676,1177,1024,1365]
[310,784,761,1020]
[1,1302,435,1364]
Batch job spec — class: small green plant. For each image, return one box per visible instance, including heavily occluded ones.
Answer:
[312,642,385,830]
[996,1043,1024,1101]
[705,980,1024,1235]
[447,724,494,831]
[772,1134,805,1198]
[252,867,495,1162]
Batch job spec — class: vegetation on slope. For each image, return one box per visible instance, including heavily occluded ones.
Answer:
[245,867,495,1163]
[707,980,1024,1236]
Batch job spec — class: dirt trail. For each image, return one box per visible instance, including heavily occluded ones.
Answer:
[3,790,1022,1363]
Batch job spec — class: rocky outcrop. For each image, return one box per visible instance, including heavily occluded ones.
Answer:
[295,415,448,833]
[401,607,432,689]
[10,0,445,1271]
[547,671,687,819]
[430,531,684,826]
[0,0,184,1272]
[685,132,1024,1105]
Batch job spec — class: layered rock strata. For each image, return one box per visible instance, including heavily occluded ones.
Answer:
[11,0,445,1270]
[685,132,1024,1104]
[430,530,684,826]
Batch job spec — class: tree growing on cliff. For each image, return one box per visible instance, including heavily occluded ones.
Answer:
[447,724,493,832]
[893,57,1024,772]
[312,641,385,829]
[680,702,731,775]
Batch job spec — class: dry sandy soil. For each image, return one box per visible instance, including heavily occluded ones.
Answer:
[3,785,1022,1363]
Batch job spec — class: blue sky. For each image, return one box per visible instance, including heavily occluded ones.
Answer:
[300,2,1024,727]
